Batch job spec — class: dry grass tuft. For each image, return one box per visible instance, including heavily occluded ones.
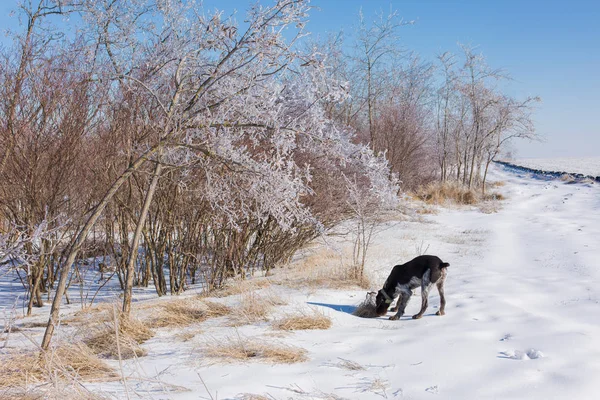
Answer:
[581,177,596,185]
[415,206,438,215]
[208,279,272,298]
[176,331,198,342]
[0,343,116,391]
[63,303,116,327]
[228,292,274,326]
[203,335,307,364]
[272,308,332,331]
[560,173,575,182]
[19,321,46,329]
[115,316,154,343]
[262,290,287,306]
[0,387,109,400]
[203,301,233,317]
[235,394,272,400]
[336,357,365,370]
[414,181,506,207]
[352,294,379,318]
[149,298,231,328]
[415,181,479,205]
[489,180,506,187]
[84,316,153,359]
[483,192,505,201]
[277,249,372,290]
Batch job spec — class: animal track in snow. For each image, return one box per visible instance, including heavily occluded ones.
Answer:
[499,349,544,360]
[500,333,513,341]
[425,385,439,394]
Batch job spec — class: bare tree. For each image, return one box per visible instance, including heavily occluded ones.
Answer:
[352,9,410,142]
[431,45,539,190]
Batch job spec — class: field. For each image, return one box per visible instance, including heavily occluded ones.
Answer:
[2,162,599,399]
[510,157,600,177]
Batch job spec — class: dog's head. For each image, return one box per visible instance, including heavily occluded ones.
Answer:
[374,289,393,316]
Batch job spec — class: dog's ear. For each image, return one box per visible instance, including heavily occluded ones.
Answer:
[366,291,377,300]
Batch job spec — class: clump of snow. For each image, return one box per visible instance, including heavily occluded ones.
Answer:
[500,349,545,360]
[526,348,545,359]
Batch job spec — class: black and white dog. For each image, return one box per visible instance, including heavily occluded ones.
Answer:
[374,255,449,320]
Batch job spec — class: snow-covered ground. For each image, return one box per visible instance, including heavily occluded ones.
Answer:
[2,163,600,399]
[510,157,600,177]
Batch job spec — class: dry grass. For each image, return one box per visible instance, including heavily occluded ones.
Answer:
[203,334,307,364]
[228,292,275,326]
[0,387,108,400]
[478,201,501,214]
[149,298,231,328]
[272,308,332,331]
[415,206,438,215]
[414,181,506,208]
[366,377,390,397]
[352,294,379,319]
[277,249,372,290]
[235,394,272,400]
[63,303,116,327]
[208,278,272,298]
[489,180,506,187]
[352,300,377,318]
[581,177,596,185]
[175,330,199,342]
[560,173,575,182]
[336,357,365,371]
[19,321,47,329]
[483,192,505,201]
[414,181,479,205]
[84,316,153,359]
[0,343,116,391]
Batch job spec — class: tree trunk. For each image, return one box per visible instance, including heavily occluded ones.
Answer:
[482,154,494,195]
[41,143,163,351]
[122,162,162,316]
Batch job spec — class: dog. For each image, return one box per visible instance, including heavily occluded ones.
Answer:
[374,255,449,320]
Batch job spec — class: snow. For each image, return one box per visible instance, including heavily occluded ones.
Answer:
[2,162,600,399]
[510,157,600,177]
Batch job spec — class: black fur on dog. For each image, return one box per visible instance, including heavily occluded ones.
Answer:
[375,255,449,320]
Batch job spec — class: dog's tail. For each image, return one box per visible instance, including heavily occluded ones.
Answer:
[440,262,450,268]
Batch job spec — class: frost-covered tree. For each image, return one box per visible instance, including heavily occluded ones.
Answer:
[11,0,399,350]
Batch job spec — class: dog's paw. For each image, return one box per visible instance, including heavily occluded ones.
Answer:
[436,310,445,316]
[389,315,400,321]
[412,314,422,320]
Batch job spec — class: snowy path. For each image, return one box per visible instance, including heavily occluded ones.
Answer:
[417,165,600,399]
[164,164,600,399]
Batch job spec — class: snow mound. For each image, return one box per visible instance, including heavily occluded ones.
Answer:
[500,349,545,360]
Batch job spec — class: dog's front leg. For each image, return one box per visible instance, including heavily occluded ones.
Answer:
[390,299,400,313]
[412,286,430,319]
[390,291,410,320]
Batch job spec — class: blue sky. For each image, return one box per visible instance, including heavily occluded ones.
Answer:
[1,0,598,158]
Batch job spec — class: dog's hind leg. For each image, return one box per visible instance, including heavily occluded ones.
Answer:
[435,275,447,316]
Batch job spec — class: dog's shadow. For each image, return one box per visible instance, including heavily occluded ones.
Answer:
[307,301,440,321]
[307,301,357,314]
